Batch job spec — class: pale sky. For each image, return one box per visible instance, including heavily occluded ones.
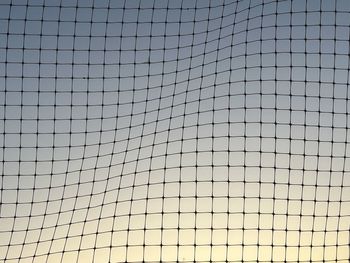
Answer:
[0,0,350,262]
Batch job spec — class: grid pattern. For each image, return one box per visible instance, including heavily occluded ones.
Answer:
[0,0,350,262]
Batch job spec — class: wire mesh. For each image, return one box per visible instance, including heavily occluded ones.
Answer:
[0,0,349,262]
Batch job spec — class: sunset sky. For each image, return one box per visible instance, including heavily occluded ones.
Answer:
[0,0,349,262]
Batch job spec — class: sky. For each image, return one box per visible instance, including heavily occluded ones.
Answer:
[0,0,350,262]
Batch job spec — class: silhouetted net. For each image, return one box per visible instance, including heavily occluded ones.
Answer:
[0,0,349,262]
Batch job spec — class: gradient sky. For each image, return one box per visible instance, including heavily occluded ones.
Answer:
[0,0,350,262]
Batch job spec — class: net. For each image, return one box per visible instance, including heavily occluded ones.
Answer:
[0,0,349,262]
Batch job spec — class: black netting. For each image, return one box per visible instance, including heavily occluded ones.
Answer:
[0,0,349,262]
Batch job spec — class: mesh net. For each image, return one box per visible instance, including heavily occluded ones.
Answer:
[1,0,350,262]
